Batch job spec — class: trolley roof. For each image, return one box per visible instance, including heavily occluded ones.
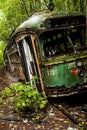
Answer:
[11,10,85,38]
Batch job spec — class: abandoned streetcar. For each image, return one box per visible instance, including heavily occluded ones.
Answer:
[4,9,87,97]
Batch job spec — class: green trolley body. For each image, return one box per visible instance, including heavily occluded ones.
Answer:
[4,10,87,97]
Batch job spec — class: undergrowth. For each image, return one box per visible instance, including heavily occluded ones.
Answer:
[0,81,48,113]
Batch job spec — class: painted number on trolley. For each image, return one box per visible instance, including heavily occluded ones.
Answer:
[47,70,57,76]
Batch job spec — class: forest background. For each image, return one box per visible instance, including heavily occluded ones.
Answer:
[0,0,86,67]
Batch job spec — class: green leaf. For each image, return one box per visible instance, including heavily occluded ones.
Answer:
[0,81,48,112]
[22,102,26,107]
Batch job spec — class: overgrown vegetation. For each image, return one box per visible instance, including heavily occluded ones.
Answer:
[0,82,48,113]
[0,41,6,67]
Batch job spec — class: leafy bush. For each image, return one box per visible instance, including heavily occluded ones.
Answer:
[0,82,48,113]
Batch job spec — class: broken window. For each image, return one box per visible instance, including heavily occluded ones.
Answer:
[39,27,86,58]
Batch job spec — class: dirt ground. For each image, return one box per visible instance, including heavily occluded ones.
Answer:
[0,68,82,130]
[0,68,19,90]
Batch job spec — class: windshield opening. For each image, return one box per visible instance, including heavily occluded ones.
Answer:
[39,27,86,58]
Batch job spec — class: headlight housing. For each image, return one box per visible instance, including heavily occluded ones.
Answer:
[76,60,83,68]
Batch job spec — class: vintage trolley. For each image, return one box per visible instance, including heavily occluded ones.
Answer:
[4,9,87,97]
